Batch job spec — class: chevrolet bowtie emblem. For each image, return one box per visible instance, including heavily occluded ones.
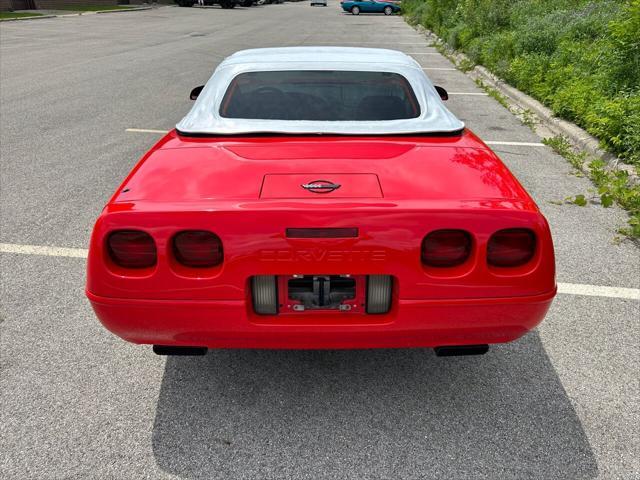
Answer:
[301,180,341,194]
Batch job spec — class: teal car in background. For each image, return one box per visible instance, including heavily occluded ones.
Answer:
[341,0,400,15]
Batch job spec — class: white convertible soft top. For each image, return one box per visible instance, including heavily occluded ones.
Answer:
[176,47,465,135]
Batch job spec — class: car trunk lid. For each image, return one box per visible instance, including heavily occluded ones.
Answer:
[113,132,530,204]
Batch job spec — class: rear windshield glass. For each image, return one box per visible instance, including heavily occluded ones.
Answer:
[219,70,420,121]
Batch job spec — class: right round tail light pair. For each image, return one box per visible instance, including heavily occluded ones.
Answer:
[422,228,536,268]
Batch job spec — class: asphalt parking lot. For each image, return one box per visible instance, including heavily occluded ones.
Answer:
[1,3,639,479]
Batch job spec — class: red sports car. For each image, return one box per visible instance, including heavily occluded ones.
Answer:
[86,47,556,356]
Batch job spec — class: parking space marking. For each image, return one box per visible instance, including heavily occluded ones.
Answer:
[0,243,88,258]
[485,141,545,147]
[1,242,637,300]
[557,283,640,300]
[125,128,169,134]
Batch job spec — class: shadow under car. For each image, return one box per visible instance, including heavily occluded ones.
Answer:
[152,333,597,479]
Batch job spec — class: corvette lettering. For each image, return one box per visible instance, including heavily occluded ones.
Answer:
[258,249,387,262]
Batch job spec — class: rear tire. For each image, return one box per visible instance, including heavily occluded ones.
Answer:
[351,5,359,14]
[366,275,392,314]
[241,0,252,6]
[252,276,278,315]
[177,0,193,6]
[383,5,392,15]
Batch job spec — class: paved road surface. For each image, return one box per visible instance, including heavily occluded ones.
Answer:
[1,3,638,479]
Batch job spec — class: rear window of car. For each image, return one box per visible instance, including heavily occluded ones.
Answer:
[219,70,420,121]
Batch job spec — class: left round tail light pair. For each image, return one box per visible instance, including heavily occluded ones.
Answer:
[107,230,223,269]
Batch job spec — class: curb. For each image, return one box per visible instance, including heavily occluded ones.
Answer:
[1,14,56,21]
[412,24,636,179]
[96,6,153,13]
[0,6,152,21]
[468,66,616,161]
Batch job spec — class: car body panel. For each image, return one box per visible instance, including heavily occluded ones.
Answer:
[87,129,556,349]
[111,131,528,203]
[88,289,554,349]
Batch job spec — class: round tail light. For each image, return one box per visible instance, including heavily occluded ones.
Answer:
[173,230,223,268]
[487,228,536,267]
[107,230,157,269]
[422,229,472,267]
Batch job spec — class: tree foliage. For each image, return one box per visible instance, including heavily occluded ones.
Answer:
[403,0,640,166]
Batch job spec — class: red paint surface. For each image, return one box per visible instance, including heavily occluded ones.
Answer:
[86,129,556,349]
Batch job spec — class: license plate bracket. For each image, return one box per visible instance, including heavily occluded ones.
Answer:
[278,275,366,314]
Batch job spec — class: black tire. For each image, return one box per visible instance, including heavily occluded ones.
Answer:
[177,0,193,6]
[241,0,252,6]
[220,0,232,7]
[366,275,392,314]
[351,5,359,14]
[383,5,392,15]
[252,276,278,315]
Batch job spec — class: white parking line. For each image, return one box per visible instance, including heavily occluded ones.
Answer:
[0,243,88,258]
[485,141,545,147]
[125,128,169,134]
[1,242,638,300]
[557,283,640,300]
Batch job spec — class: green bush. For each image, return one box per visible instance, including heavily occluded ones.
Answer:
[403,0,640,166]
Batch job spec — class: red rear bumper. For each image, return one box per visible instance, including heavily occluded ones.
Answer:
[87,288,556,349]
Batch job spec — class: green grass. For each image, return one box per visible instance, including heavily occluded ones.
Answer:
[402,0,640,167]
[0,11,44,19]
[543,136,640,238]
